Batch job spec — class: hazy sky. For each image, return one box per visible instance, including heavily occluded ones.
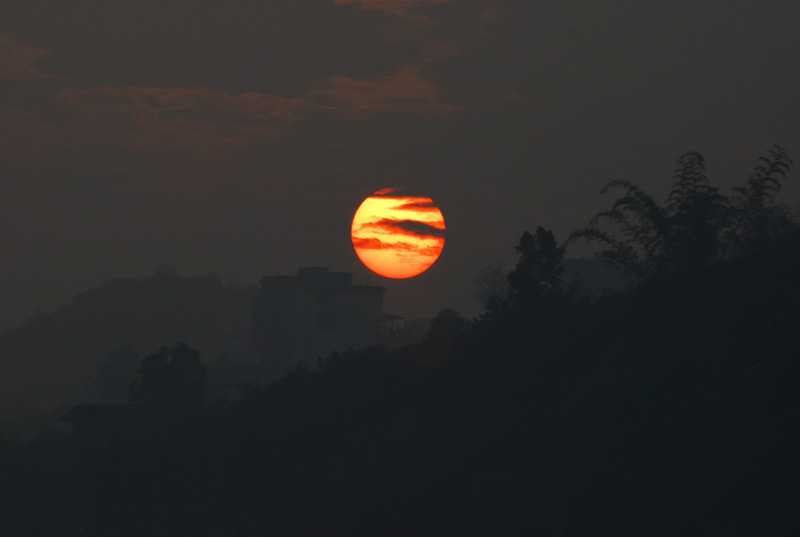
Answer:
[2,0,799,331]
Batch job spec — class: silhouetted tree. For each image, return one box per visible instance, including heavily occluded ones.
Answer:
[128,343,206,410]
[425,307,466,346]
[664,152,728,276]
[570,152,727,280]
[85,348,141,403]
[728,145,795,252]
[571,177,667,279]
[569,148,795,283]
[473,263,508,310]
[507,227,566,310]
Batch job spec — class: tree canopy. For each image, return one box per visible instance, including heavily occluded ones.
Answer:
[128,342,206,409]
[569,145,795,283]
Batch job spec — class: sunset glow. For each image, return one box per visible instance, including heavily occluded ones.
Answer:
[351,189,445,279]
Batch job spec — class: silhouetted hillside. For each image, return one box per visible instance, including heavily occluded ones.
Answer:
[3,232,797,536]
[2,149,797,535]
[0,268,257,435]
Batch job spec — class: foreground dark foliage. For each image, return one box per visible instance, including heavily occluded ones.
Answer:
[3,232,798,536]
[2,148,798,536]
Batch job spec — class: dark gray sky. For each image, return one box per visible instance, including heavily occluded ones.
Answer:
[2,0,799,331]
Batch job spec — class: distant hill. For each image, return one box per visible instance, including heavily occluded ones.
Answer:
[0,268,257,434]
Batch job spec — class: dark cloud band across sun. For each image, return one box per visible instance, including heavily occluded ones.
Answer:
[359,218,446,240]
[394,200,441,211]
[353,238,430,253]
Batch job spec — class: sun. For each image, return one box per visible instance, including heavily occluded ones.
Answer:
[351,188,445,279]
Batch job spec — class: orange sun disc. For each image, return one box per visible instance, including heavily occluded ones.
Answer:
[351,189,445,279]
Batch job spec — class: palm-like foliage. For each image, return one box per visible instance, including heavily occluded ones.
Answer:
[728,145,795,251]
[664,152,728,275]
[570,179,669,279]
[570,151,730,281]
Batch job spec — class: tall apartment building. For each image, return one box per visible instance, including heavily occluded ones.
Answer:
[252,267,391,375]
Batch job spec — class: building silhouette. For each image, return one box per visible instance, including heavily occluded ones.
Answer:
[252,268,393,375]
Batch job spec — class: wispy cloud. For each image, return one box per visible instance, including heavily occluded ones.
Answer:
[55,86,316,149]
[375,187,404,195]
[333,0,454,16]
[335,1,501,65]
[0,35,63,80]
[312,65,461,119]
[50,70,462,148]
